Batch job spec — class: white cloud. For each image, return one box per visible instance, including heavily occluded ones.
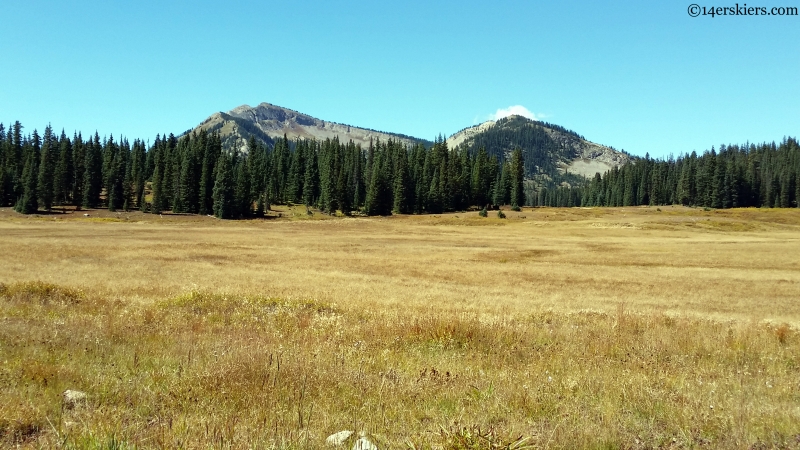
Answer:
[490,105,539,121]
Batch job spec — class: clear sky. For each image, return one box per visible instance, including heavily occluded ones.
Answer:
[1,0,798,158]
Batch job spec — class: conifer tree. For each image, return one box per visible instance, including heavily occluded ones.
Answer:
[427,168,442,214]
[365,150,391,216]
[212,153,235,219]
[303,143,319,206]
[199,131,221,215]
[36,126,55,211]
[10,122,24,204]
[392,146,411,214]
[71,133,85,208]
[287,139,305,203]
[795,172,800,208]
[150,136,164,214]
[82,133,102,208]
[509,148,525,207]
[235,154,252,218]
[493,161,510,206]
[54,130,73,206]
[16,147,38,214]
[0,124,6,206]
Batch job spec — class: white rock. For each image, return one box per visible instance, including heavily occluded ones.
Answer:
[326,430,353,446]
[62,389,87,409]
[352,436,378,450]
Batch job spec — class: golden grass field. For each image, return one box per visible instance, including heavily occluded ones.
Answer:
[1,205,799,449]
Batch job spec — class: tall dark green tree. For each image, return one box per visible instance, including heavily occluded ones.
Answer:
[36,126,55,211]
[82,133,102,208]
[15,142,38,214]
[392,145,411,214]
[71,133,85,208]
[509,148,525,207]
[234,154,252,218]
[53,130,73,206]
[212,153,235,219]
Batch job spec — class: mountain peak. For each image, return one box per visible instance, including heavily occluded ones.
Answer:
[447,115,630,179]
[193,102,430,151]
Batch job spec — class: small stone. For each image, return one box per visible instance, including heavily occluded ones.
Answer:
[62,389,87,409]
[352,436,378,450]
[326,430,353,446]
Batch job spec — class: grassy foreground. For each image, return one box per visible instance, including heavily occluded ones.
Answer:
[1,206,800,448]
[1,283,799,449]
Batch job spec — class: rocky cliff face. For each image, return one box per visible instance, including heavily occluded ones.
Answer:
[195,103,426,152]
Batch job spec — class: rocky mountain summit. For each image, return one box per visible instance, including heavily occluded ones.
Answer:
[192,103,630,181]
[194,103,428,152]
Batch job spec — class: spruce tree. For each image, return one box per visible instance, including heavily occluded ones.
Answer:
[0,124,5,206]
[71,133,85,208]
[795,172,800,208]
[212,153,234,219]
[234,155,252,218]
[493,161,510,206]
[303,143,319,206]
[150,136,164,214]
[54,130,73,206]
[509,148,525,208]
[392,146,411,214]
[16,148,38,214]
[82,133,102,209]
[35,127,55,211]
[365,151,390,216]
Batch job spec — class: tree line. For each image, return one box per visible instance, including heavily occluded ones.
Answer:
[0,121,526,218]
[539,138,800,208]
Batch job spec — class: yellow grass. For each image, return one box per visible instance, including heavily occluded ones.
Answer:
[1,205,799,448]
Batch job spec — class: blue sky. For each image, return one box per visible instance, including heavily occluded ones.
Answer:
[1,0,797,158]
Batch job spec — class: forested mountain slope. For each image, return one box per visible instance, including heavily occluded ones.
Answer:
[447,115,630,183]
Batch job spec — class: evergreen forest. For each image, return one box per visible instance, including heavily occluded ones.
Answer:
[0,121,525,218]
[1,121,797,218]
[537,139,800,209]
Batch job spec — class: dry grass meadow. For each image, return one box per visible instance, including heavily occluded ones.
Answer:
[1,205,799,449]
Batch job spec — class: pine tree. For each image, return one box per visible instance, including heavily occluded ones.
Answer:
[365,150,391,216]
[493,161,510,206]
[82,133,102,208]
[151,137,165,213]
[16,146,38,214]
[303,143,319,206]
[10,122,24,205]
[427,168,442,214]
[178,136,199,213]
[234,154,252,218]
[72,133,85,208]
[0,123,5,206]
[53,130,73,206]
[212,153,235,219]
[392,146,411,214]
[287,139,305,203]
[199,131,221,215]
[509,148,525,207]
[36,126,55,211]
[795,172,800,208]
